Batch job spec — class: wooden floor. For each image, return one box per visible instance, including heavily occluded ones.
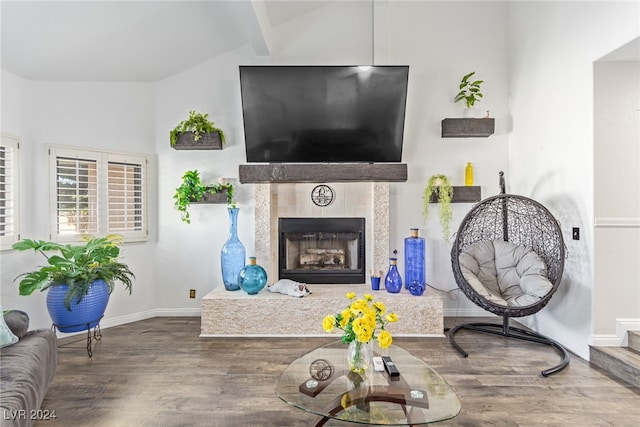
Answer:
[38,317,640,427]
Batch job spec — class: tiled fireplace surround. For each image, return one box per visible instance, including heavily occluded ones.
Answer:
[201,177,444,337]
[255,182,390,282]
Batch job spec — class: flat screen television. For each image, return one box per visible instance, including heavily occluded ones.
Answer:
[239,65,409,163]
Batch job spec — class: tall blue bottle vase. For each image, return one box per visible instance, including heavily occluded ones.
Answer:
[221,207,246,291]
[404,228,426,292]
[385,258,402,293]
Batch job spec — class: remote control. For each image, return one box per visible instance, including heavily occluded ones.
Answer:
[372,356,384,372]
[381,356,400,377]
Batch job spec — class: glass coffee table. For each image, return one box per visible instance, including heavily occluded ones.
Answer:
[275,341,461,426]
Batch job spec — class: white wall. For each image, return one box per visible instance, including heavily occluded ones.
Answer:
[153,44,259,312]
[380,1,510,315]
[594,60,640,341]
[0,71,158,329]
[508,1,640,358]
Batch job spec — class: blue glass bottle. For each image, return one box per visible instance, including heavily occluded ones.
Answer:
[404,228,425,290]
[385,258,402,293]
[239,257,268,295]
[221,207,246,291]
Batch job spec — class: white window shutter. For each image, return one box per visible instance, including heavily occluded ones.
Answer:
[55,156,99,236]
[0,135,20,249]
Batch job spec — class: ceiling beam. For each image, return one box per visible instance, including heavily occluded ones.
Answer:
[238,0,272,57]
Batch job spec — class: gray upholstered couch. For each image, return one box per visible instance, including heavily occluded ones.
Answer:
[0,311,57,427]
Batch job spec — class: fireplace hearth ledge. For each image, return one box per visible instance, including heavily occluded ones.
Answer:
[200,284,444,337]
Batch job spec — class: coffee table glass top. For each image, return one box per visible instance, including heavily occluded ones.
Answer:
[275,341,461,425]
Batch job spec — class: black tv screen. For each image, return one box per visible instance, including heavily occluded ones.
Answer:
[239,66,409,163]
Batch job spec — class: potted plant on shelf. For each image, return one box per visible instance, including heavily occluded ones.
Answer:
[174,169,235,224]
[454,71,484,115]
[169,110,226,150]
[442,71,494,137]
[423,174,454,242]
[12,235,134,333]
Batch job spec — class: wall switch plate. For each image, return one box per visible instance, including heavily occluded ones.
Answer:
[572,227,580,240]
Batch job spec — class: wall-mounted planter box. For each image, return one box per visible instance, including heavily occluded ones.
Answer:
[172,132,223,150]
[441,118,495,138]
[192,188,228,204]
[428,186,481,203]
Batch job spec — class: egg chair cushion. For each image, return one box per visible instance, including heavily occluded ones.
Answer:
[459,240,553,307]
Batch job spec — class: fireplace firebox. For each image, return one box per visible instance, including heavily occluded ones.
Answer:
[278,217,365,284]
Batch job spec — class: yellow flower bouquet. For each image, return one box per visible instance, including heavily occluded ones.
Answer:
[323,292,399,372]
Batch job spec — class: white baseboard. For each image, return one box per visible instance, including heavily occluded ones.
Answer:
[154,307,201,317]
[53,308,200,339]
[444,307,493,317]
[590,318,640,347]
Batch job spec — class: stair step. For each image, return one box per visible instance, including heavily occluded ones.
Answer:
[628,330,640,354]
[590,346,640,389]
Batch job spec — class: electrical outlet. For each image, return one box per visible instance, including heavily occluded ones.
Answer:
[189,289,196,299]
[572,227,580,240]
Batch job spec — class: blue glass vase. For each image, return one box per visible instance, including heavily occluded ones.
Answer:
[385,258,402,293]
[221,207,246,291]
[404,228,425,290]
[239,257,268,295]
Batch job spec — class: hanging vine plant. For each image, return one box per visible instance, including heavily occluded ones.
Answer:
[423,174,454,242]
[174,170,234,224]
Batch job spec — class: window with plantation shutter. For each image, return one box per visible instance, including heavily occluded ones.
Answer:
[107,160,144,233]
[56,156,99,235]
[49,146,147,243]
[0,134,20,250]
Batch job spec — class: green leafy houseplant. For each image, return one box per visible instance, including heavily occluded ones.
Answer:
[454,71,484,108]
[12,235,134,310]
[174,169,235,224]
[169,110,226,147]
[423,174,454,242]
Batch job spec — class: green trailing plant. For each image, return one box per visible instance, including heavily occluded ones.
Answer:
[174,169,235,224]
[423,174,454,242]
[454,71,484,108]
[170,110,226,147]
[12,235,134,310]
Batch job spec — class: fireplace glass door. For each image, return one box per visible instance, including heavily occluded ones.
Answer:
[279,217,365,284]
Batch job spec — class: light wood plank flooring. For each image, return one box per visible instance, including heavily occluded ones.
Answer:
[38,317,640,427]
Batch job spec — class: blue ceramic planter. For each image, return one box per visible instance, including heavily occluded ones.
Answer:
[47,280,110,333]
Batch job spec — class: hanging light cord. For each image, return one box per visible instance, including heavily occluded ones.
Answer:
[371,0,375,65]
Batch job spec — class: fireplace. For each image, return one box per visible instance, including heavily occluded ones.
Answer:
[279,217,365,284]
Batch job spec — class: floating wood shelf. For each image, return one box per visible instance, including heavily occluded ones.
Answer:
[172,132,223,150]
[428,186,481,203]
[441,118,495,138]
[239,163,408,183]
[191,188,228,204]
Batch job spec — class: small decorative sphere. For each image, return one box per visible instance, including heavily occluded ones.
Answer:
[239,257,268,295]
[408,281,425,296]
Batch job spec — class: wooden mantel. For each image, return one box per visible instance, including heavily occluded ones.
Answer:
[238,163,408,183]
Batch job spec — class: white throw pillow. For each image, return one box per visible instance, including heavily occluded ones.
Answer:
[459,240,553,307]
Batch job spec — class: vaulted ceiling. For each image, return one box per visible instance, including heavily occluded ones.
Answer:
[1,1,332,82]
[2,1,636,83]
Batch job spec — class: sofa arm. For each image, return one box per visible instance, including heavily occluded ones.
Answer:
[0,329,57,427]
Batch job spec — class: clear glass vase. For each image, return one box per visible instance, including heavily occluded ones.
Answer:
[346,340,372,374]
[221,207,246,291]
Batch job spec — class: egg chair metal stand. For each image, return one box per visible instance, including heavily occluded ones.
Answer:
[448,173,569,377]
